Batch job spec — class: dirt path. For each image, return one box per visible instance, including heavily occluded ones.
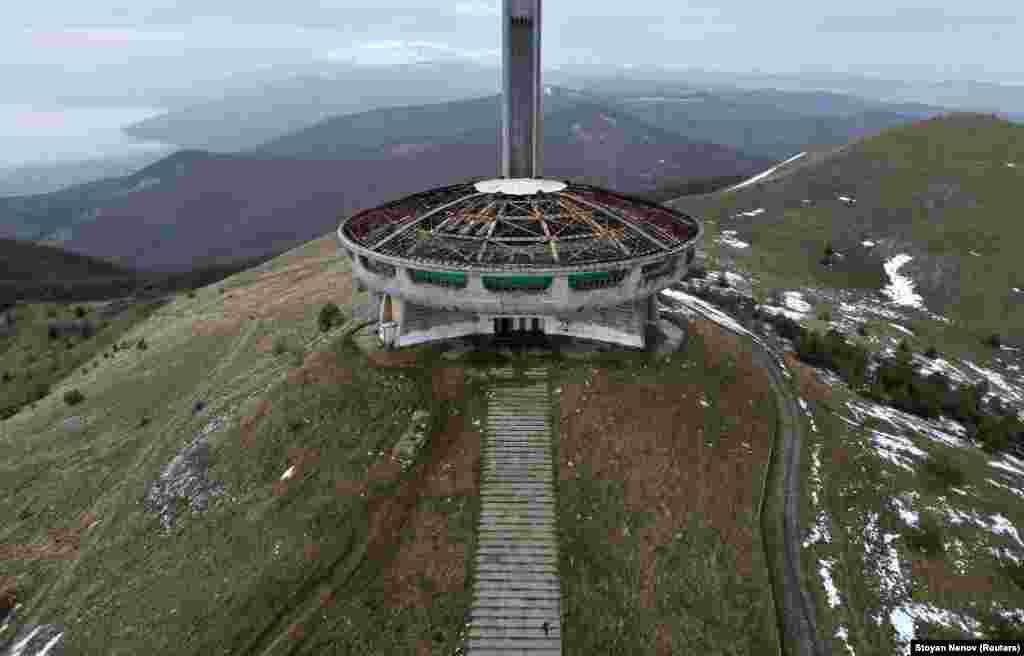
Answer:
[673,303,826,656]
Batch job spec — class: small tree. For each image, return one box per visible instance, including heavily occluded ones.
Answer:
[824,243,835,257]
[986,333,1003,348]
[318,303,342,333]
[1,372,11,383]
[925,345,939,359]
[819,311,833,322]
[137,338,148,351]
[857,324,870,337]
[63,389,85,406]
[74,306,86,319]
[48,324,58,340]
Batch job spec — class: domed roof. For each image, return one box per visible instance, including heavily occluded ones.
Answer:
[340,179,700,271]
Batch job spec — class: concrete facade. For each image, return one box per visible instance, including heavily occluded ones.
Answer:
[342,243,692,349]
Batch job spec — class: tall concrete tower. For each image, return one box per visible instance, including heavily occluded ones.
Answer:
[501,0,542,179]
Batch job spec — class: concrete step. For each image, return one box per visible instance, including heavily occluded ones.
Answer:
[466,638,561,652]
[476,564,559,575]
[475,572,560,584]
[474,582,561,595]
[471,608,560,621]
[468,626,561,640]
[474,590,561,602]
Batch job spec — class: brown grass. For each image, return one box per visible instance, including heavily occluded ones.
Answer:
[0,577,16,618]
[287,350,353,387]
[911,557,997,598]
[784,352,835,403]
[559,319,775,618]
[0,511,100,562]
[381,511,468,610]
[432,366,466,403]
[239,398,273,450]
[191,235,352,337]
[368,349,422,369]
[376,411,480,611]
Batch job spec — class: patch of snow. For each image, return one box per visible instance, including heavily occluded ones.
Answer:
[544,86,552,95]
[969,250,982,257]
[992,454,1024,479]
[280,465,296,481]
[661,289,760,342]
[936,504,989,529]
[845,399,968,449]
[798,398,819,433]
[783,291,812,313]
[725,152,806,192]
[803,510,833,547]
[716,230,750,249]
[835,626,856,655]
[1013,287,1021,293]
[734,207,767,218]
[882,254,924,309]
[1008,162,1018,168]
[699,399,710,408]
[890,604,983,646]
[599,113,617,125]
[819,558,841,608]
[990,513,1024,547]
[891,495,920,528]
[838,195,856,205]
[862,240,876,247]
[4,625,64,656]
[888,323,915,336]
[962,361,1024,405]
[946,538,969,574]
[991,546,1022,565]
[759,304,806,321]
[988,476,1024,501]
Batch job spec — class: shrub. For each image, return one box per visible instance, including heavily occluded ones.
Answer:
[824,243,835,257]
[33,382,50,401]
[925,346,939,359]
[818,311,832,322]
[903,514,945,557]
[318,303,343,333]
[273,336,290,356]
[74,306,86,319]
[923,454,966,491]
[987,333,1003,348]
[138,416,151,428]
[63,389,85,406]
[857,324,869,337]
[137,338,148,351]
[1,372,10,383]
[48,324,58,340]
[218,288,225,294]
[46,307,58,318]
[898,339,911,353]
[187,291,197,299]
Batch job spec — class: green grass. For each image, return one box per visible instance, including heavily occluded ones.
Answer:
[673,113,1024,338]
[797,388,1024,652]
[0,300,162,420]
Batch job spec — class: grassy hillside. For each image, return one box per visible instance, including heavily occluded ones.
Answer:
[1,234,782,654]
[671,113,1024,338]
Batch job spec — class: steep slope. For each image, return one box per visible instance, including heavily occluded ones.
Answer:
[0,240,132,282]
[671,113,1024,336]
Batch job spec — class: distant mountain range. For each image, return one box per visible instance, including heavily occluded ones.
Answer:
[1,94,775,272]
[122,60,509,152]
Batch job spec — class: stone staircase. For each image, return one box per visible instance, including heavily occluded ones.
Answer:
[467,366,562,655]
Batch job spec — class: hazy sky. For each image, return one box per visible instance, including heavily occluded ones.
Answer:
[4,0,1023,106]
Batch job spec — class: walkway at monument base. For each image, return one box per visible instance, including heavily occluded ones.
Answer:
[466,366,562,655]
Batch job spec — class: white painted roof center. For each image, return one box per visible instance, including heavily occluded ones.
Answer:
[473,178,568,195]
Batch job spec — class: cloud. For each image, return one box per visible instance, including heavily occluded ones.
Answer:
[24,27,187,48]
[817,9,1016,33]
[326,39,499,65]
[455,2,499,17]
